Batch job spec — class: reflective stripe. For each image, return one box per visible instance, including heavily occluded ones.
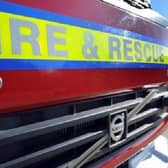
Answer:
[0,12,168,63]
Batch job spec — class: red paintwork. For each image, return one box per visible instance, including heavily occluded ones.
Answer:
[1,1,168,167]
[6,0,168,42]
[0,69,167,114]
[91,118,168,168]
[0,0,168,114]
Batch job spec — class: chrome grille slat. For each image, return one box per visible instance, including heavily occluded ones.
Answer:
[128,108,162,126]
[0,98,143,146]
[128,90,157,121]
[128,123,157,138]
[0,131,105,168]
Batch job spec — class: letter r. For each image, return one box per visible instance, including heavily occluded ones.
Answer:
[10,18,41,55]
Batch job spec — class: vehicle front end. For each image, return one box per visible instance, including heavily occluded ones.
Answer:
[0,0,168,167]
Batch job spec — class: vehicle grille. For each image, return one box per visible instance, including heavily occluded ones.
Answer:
[0,85,168,168]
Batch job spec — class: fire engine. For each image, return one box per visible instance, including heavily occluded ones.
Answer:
[0,0,168,167]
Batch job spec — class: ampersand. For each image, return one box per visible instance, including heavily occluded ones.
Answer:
[82,32,98,58]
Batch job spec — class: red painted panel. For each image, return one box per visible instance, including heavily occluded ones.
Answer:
[0,69,167,114]
[6,0,168,42]
[1,0,168,114]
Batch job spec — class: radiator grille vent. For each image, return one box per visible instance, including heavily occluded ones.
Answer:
[0,85,168,168]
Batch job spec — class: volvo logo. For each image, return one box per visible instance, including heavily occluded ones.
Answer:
[109,111,127,145]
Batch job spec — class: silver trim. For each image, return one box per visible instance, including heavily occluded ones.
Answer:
[69,135,108,168]
[0,77,3,89]
[128,108,162,126]
[127,89,157,121]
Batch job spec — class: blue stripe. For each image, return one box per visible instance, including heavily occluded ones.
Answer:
[0,59,168,70]
[0,1,168,47]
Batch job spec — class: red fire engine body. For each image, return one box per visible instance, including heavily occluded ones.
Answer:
[0,0,168,167]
